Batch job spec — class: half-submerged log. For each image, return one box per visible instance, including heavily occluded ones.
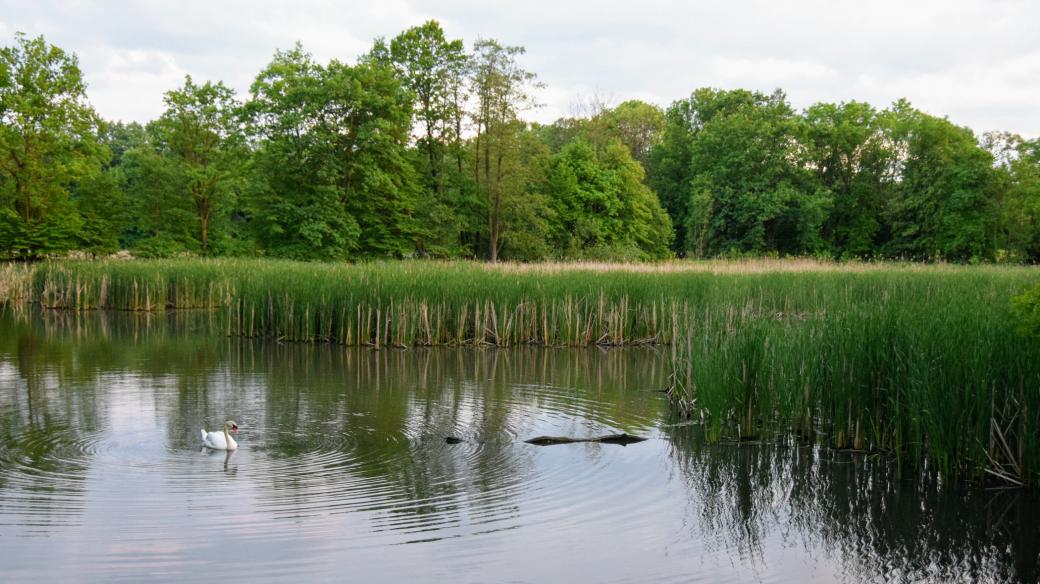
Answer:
[524,433,647,446]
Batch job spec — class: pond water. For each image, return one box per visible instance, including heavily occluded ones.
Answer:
[0,308,1037,583]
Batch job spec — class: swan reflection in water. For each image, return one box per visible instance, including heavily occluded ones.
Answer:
[200,443,238,475]
[223,449,237,474]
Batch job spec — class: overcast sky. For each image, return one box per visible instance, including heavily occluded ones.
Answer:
[2,0,1037,137]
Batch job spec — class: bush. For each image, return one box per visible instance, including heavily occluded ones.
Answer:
[1012,283,1040,337]
[132,235,190,258]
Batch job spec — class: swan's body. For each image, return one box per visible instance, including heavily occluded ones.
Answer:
[201,420,239,450]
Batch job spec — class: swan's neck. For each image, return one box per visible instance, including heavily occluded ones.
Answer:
[224,427,230,445]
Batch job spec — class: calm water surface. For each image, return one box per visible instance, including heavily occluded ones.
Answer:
[0,309,1037,583]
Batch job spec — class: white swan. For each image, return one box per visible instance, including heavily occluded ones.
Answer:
[201,420,239,450]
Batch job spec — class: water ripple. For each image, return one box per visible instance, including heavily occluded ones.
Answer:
[2,327,1035,584]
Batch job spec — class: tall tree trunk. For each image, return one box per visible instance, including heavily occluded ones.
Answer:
[453,83,464,174]
[12,145,31,223]
[14,176,29,223]
[473,129,482,184]
[195,183,210,253]
[425,117,439,195]
[488,199,499,263]
[484,129,497,262]
[199,210,209,252]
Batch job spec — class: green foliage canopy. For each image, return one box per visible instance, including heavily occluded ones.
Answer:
[547,139,671,259]
[244,45,419,260]
[0,34,107,257]
[151,76,245,254]
[1,24,1038,266]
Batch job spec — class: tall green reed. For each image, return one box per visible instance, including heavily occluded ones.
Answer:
[666,270,1040,485]
[3,258,1038,484]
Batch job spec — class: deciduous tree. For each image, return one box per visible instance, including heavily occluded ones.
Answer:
[245,45,418,260]
[548,138,671,259]
[0,34,106,257]
[883,103,994,261]
[373,21,475,256]
[469,38,541,262]
[152,76,244,254]
[802,101,894,257]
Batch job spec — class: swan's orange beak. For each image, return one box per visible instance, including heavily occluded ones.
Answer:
[231,424,239,433]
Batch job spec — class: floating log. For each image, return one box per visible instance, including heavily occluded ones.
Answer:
[524,433,647,446]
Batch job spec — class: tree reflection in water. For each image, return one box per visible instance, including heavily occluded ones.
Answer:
[0,306,1037,582]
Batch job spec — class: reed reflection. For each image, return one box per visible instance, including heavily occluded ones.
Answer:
[1,307,1037,583]
[215,340,666,535]
[665,422,1040,584]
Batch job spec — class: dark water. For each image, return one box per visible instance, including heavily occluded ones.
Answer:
[0,309,1037,583]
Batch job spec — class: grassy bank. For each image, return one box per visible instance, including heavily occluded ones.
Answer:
[2,258,1039,484]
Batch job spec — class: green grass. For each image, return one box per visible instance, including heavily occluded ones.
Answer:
[2,257,1039,485]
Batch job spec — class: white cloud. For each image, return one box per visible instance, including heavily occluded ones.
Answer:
[1,0,1037,137]
[82,47,188,123]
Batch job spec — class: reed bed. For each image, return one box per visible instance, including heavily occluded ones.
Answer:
[665,270,1040,486]
[0,262,35,304]
[3,259,700,346]
[488,257,914,274]
[2,257,1039,484]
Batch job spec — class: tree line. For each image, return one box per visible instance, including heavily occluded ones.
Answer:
[1,23,1038,262]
